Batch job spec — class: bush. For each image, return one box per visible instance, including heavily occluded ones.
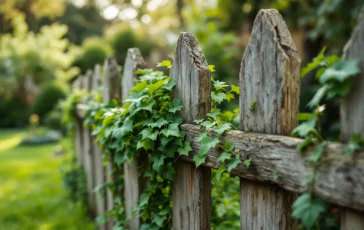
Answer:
[73,37,111,74]
[111,30,156,65]
[44,109,65,134]
[20,129,62,146]
[31,84,66,121]
[0,96,28,128]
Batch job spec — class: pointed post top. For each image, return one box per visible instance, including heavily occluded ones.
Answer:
[253,9,299,59]
[103,56,121,102]
[122,48,146,100]
[240,8,301,135]
[171,32,211,123]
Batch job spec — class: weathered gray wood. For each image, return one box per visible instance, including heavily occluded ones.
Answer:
[171,32,212,230]
[82,70,96,216]
[239,9,300,230]
[340,8,364,230]
[180,124,364,212]
[103,57,122,230]
[122,48,147,230]
[92,65,107,230]
[75,106,364,212]
[74,77,84,167]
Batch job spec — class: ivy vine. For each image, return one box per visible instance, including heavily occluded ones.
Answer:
[291,48,363,229]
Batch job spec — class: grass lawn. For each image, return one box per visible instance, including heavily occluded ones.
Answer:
[0,129,95,230]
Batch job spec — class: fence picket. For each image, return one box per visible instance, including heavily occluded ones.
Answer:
[239,9,300,229]
[102,56,122,230]
[122,48,147,229]
[92,64,107,230]
[340,7,364,230]
[82,70,96,216]
[171,32,212,230]
[74,77,84,167]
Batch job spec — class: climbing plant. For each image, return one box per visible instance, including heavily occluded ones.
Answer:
[291,48,363,229]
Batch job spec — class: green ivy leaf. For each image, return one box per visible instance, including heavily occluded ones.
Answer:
[207,109,220,119]
[215,164,226,183]
[227,153,241,173]
[226,93,235,101]
[177,141,192,156]
[157,60,172,69]
[309,143,324,163]
[168,99,184,113]
[162,78,176,91]
[223,141,234,151]
[291,117,317,137]
[194,119,204,124]
[112,117,133,138]
[231,84,240,94]
[217,151,231,163]
[152,213,167,227]
[243,157,252,168]
[208,65,216,72]
[160,123,180,137]
[147,118,168,128]
[213,80,228,91]
[200,120,217,130]
[165,113,184,124]
[137,139,154,150]
[301,47,326,77]
[292,194,327,229]
[141,128,159,141]
[211,92,226,104]
[307,85,328,108]
[319,60,360,84]
[193,153,206,168]
[138,192,150,208]
[273,170,280,180]
[151,153,166,171]
[213,123,231,135]
[199,136,220,155]
[297,136,314,152]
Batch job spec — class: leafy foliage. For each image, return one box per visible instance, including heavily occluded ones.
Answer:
[291,49,361,229]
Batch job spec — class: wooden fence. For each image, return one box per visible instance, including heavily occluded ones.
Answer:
[72,9,364,230]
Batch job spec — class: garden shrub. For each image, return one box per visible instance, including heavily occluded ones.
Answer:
[110,30,156,65]
[31,84,66,121]
[0,96,28,128]
[73,37,112,74]
[44,109,65,134]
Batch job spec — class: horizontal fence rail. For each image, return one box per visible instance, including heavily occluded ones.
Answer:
[71,8,364,230]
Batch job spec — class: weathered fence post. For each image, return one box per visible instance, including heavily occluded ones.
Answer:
[102,57,122,230]
[171,32,212,229]
[122,48,147,229]
[82,70,96,216]
[92,64,107,230]
[74,77,84,167]
[239,9,300,229]
[340,8,364,230]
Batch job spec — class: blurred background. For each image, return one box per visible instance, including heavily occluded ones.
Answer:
[0,0,363,229]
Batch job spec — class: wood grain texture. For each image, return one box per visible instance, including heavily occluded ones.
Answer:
[240,9,301,135]
[171,32,212,230]
[103,57,122,230]
[92,65,107,230]
[122,48,147,230]
[82,71,96,217]
[179,124,364,212]
[75,106,364,212]
[340,8,364,230]
[239,9,300,230]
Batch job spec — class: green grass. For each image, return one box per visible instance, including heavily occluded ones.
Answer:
[0,130,95,230]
